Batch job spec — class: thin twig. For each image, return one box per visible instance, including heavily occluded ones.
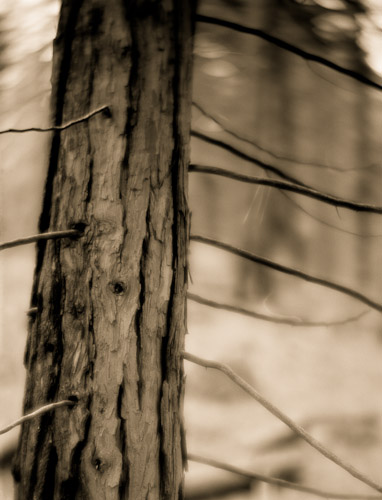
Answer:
[192,102,345,172]
[191,131,305,185]
[196,15,382,92]
[188,454,382,499]
[182,352,382,494]
[190,235,382,313]
[189,164,382,214]
[0,401,75,436]
[193,102,381,175]
[280,190,382,238]
[187,292,368,327]
[0,229,81,251]
[0,105,110,135]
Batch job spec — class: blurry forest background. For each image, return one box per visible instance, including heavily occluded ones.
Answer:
[0,0,381,499]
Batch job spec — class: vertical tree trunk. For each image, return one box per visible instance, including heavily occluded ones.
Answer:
[13,1,195,498]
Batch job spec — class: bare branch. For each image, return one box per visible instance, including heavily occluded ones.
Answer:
[190,235,382,313]
[188,454,382,499]
[193,102,381,174]
[191,131,305,185]
[196,15,382,92]
[0,229,81,251]
[192,102,347,173]
[0,401,75,436]
[0,105,110,135]
[188,292,368,327]
[189,164,382,214]
[182,351,382,494]
[280,190,382,238]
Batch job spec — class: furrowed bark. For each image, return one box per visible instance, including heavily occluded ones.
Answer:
[13,1,195,499]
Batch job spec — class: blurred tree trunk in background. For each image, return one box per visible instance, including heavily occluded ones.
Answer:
[236,0,303,301]
[354,88,375,286]
[13,0,195,498]
[234,0,382,306]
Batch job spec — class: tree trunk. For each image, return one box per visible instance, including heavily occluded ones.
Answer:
[13,1,195,498]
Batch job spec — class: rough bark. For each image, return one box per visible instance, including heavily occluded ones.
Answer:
[13,1,195,498]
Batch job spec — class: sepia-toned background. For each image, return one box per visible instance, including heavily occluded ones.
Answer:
[1,0,381,498]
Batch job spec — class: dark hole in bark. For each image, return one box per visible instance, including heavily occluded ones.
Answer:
[110,281,126,295]
[94,458,102,471]
[45,342,55,353]
[67,395,79,407]
[102,106,112,118]
[71,222,87,234]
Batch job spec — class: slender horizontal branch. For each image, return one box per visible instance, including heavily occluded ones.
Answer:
[190,235,382,313]
[0,105,110,135]
[280,190,382,238]
[0,401,75,436]
[0,229,81,251]
[188,454,382,499]
[191,131,305,185]
[196,15,382,92]
[192,101,345,172]
[189,164,382,214]
[182,351,382,494]
[187,292,368,327]
[193,102,381,175]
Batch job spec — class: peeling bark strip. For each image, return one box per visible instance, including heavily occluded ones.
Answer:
[14,1,195,498]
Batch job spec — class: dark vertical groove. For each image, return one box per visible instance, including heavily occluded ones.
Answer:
[159,277,175,497]
[88,275,95,376]
[117,383,129,497]
[120,1,140,199]
[27,414,54,498]
[60,398,92,499]
[120,0,145,415]
[119,2,139,277]
[48,243,65,396]
[84,9,100,205]
[159,2,185,494]
[34,0,84,288]
[40,445,58,500]
[86,159,93,203]
[136,225,148,410]
[25,246,65,497]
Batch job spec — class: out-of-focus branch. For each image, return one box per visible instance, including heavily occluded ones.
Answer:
[190,235,382,313]
[189,164,382,213]
[192,101,346,172]
[196,15,382,91]
[191,131,305,185]
[193,102,381,174]
[279,190,382,238]
[182,351,382,494]
[188,454,382,499]
[187,292,368,327]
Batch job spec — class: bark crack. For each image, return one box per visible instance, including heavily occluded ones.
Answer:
[87,275,96,378]
[60,396,92,499]
[117,382,129,497]
[38,0,84,237]
[135,209,149,410]
[120,2,140,201]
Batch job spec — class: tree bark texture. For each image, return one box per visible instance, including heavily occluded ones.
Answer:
[13,1,195,498]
